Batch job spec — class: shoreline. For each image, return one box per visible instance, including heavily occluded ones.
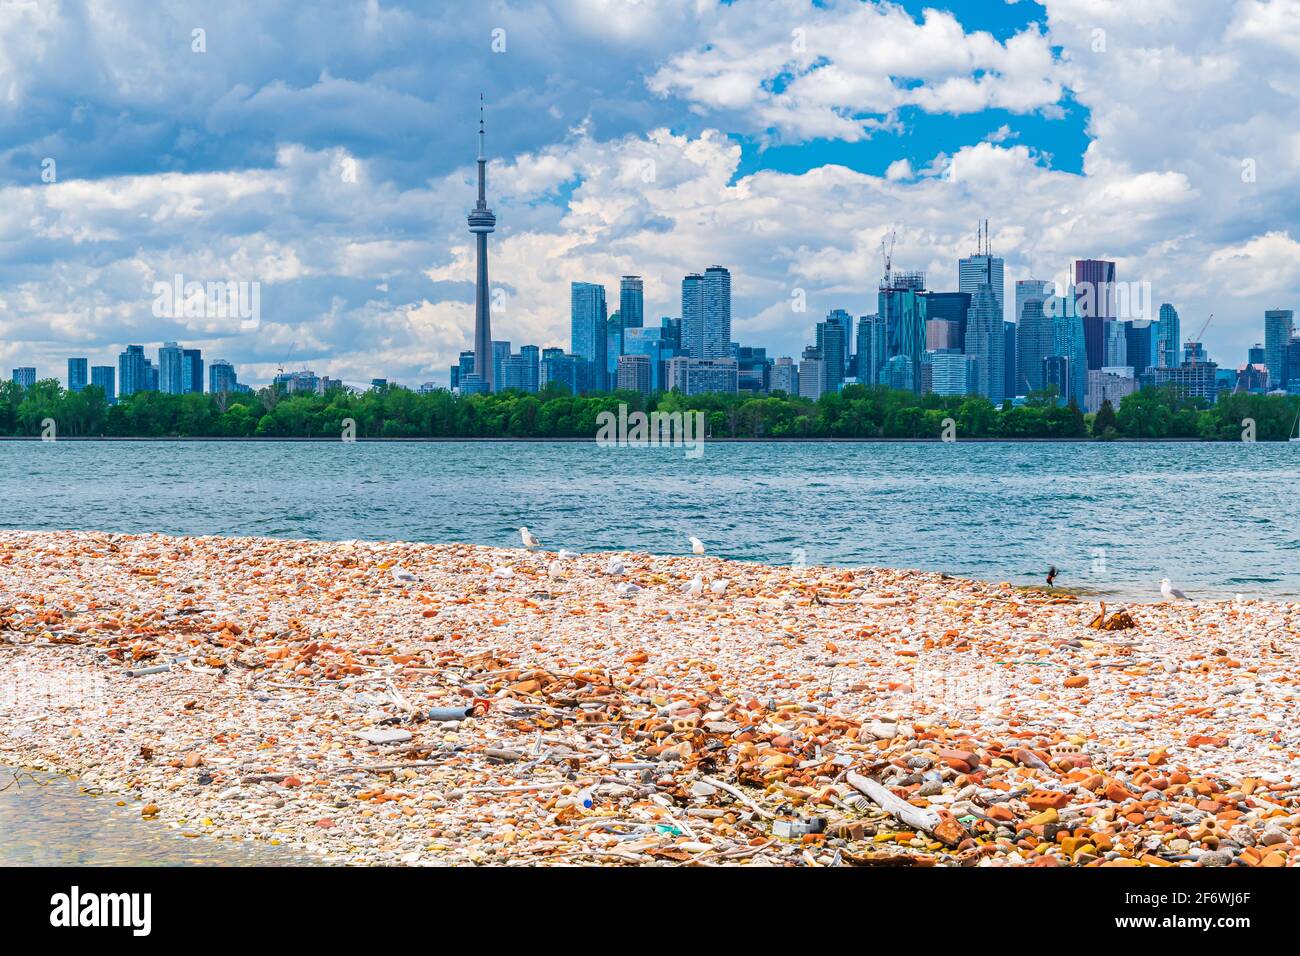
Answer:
[0,435,1243,442]
[2,529,1298,867]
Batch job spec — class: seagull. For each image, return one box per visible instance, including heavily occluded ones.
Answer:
[709,579,730,595]
[606,556,626,576]
[391,568,420,584]
[519,527,540,550]
[615,581,642,597]
[1046,566,1058,587]
[683,574,704,598]
[548,559,563,581]
[1160,578,1191,602]
[492,566,515,580]
[558,549,580,560]
[689,536,706,556]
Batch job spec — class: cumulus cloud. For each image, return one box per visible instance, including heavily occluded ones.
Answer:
[0,0,1298,382]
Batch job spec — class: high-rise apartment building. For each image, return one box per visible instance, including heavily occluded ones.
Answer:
[182,348,204,393]
[12,367,36,389]
[158,342,184,394]
[615,353,652,396]
[91,365,115,402]
[771,356,797,395]
[1264,309,1294,391]
[118,345,148,398]
[702,265,732,360]
[570,282,608,391]
[816,310,850,392]
[209,359,238,394]
[67,357,88,392]
[680,273,704,359]
[1157,303,1180,368]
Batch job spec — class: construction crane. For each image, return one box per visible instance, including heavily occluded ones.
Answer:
[277,342,296,377]
[880,228,896,287]
[1185,314,1213,368]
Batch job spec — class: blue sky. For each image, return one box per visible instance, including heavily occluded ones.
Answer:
[2,0,1299,387]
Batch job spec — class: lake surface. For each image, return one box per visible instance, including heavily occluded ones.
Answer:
[0,766,297,866]
[2,439,1298,599]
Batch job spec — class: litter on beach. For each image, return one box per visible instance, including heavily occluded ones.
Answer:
[2,529,1298,867]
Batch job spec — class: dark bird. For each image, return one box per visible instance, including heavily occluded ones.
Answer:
[1046,566,1058,587]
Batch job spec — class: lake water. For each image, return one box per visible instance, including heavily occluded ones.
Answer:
[2,439,1298,599]
[0,766,297,866]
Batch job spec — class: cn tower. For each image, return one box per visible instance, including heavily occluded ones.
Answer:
[467,95,496,390]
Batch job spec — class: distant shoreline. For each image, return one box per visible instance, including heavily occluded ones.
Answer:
[0,435,1228,443]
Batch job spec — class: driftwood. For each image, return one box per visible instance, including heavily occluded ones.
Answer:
[846,771,966,847]
[699,775,777,820]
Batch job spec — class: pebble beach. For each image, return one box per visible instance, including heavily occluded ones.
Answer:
[2,529,1298,867]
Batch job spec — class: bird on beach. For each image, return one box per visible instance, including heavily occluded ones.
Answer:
[558,549,580,560]
[519,527,540,550]
[689,536,706,556]
[606,556,626,576]
[548,559,563,581]
[710,579,730,595]
[615,581,642,597]
[492,566,515,580]
[1160,578,1191,602]
[391,567,420,584]
[683,574,704,599]
[1046,566,1058,587]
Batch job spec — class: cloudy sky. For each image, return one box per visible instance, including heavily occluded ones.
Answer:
[2,0,1298,387]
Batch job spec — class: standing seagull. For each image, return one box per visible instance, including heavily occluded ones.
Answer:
[519,527,540,550]
[689,536,706,556]
[683,573,704,599]
[1160,578,1191,602]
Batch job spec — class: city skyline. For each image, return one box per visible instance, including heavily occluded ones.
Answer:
[2,2,1300,389]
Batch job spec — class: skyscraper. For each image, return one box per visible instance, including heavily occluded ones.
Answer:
[68,357,88,392]
[118,345,148,398]
[468,98,497,392]
[618,276,644,360]
[492,340,511,393]
[856,314,884,386]
[879,271,926,393]
[91,365,115,403]
[209,359,238,394]
[158,342,184,394]
[965,283,1004,403]
[1074,259,1116,370]
[958,221,1004,321]
[12,367,36,389]
[1103,320,1127,368]
[570,282,608,390]
[1123,320,1157,376]
[816,310,851,392]
[1157,303,1180,368]
[1264,309,1294,391]
[624,326,678,393]
[1015,280,1054,395]
[1004,321,1017,399]
[680,273,704,359]
[702,266,732,360]
[182,348,204,394]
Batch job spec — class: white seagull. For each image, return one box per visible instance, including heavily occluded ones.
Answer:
[1160,578,1191,602]
[519,527,540,550]
[492,566,515,580]
[391,568,420,584]
[709,578,730,595]
[683,574,704,599]
[548,559,563,581]
[689,536,706,556]
[558,549,580,560]
[606,556,626,576]
[615,581,642,597]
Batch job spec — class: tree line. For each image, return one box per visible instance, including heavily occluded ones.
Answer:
[1,377,1297,441]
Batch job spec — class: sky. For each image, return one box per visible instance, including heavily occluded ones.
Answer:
[2,0,1299,388]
